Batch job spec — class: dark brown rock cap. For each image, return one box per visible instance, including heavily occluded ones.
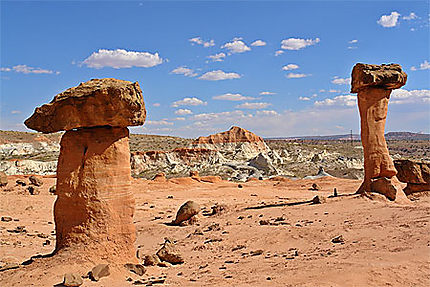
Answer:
[25,78,146,133]
[350,63,407,93]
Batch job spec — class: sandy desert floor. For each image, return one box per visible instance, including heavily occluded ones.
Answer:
[0,175,429,286]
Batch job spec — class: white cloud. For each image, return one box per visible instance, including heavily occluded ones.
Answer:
[212,93,257,101]
[349,39,358,44]
[391,89,430,104]
[172,117,186,121]
[377,11,400,27]
[207,53,226,62]
[250,40,267,47]
[275,50,284,56]
[171,66,198,77]
[236,102,271,109]
[286,73,310,79]
[256,110,279,116]
[1,65,58,74]
[171,97,208,107]
[11,110,21,114]
[192,110,245,121]
[82,49,163,68]
[198,70,241,81]
[314,95,356,107]
[175,109,193,115]
[281,37,320,50]
[299,96,311,101]
[411,60,430,71]
[153,103,161,107]
[260,91,276,95]
[331,76,351,85]
[146,120,174,126]
[189,37,215,47]
[403,12,418,20]
[221,39,251,54]
[282,64,299,71]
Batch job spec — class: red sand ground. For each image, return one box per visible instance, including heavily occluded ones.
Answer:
[0,175,429,286]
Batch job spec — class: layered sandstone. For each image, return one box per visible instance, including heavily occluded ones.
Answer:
[351,63,407,200]
[394,159,430,194]
[24,78,145,264]
[25,78,145,133]
[55,127,136,261]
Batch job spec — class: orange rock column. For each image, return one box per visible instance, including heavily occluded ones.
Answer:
[351,63,407,200]
[54,127,136,262]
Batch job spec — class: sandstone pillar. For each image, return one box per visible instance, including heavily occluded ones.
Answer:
[25,78,146,263]
[351,63,407,200]
[55,127,135,261]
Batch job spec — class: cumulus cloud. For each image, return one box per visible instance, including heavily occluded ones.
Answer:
[411,60,430,71]
[221,38,251,54]
[82,49,163,68]
[391,89,430,104]
[250,40,267,47]
[286,73,310,79]
[172,117,186,121]
[236,102,271,109]
[349,39,358,44]
[198,70,241,81]
[314,95,356,107]
[403,12,418,20]
[192,110,245,121]
[299,96,311,101]
[275,50,284,56]
[189,37,215,47]
[207,53,226,62]
[377,11,400,27]
[171,97,208,107]
[153,103,161,107]
[281,37,320,50]
[146,120,174,126]
[260,91,276,95]
[331,76,351,85]
[282,64,299,71]
[11,110,21,114]
[1,65,59,74]
[171,66,198,77]
[256,110,279,116]
[175,108,193,115]
[212,93,256,101]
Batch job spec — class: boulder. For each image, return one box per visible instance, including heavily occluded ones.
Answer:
[351,63,407,93]
[63,273,83,287]
[172,200,200,225]
[143,254,161,266]
[89,264,110,281]
[394,159,430,195]
[394,159,430,184]
[29,175,43,186]
[156,241,184,264]
[0,171,7,187]
[124,263,146,276]
[24,78,146,133]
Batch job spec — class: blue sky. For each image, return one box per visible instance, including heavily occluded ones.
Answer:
[1,0,429,138]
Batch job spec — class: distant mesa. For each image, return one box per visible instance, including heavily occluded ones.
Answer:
[24,78,146,133]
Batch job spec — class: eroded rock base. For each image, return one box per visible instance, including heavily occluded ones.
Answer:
[54,126,136,263]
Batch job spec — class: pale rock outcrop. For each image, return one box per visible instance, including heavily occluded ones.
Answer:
[0,160,57,175]
[394,159,430,194]
[351,63,407,200]
[24,78,145,264]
